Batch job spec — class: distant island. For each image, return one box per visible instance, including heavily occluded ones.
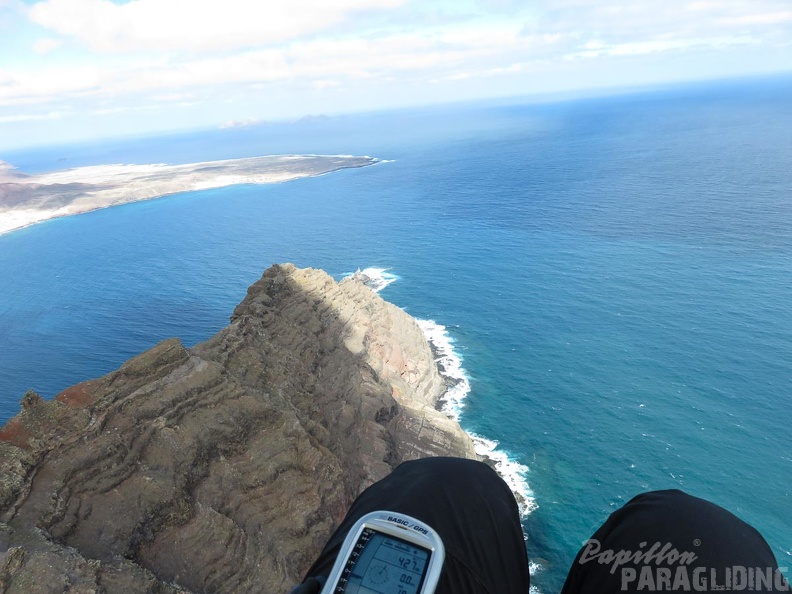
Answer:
[0,154,378,235]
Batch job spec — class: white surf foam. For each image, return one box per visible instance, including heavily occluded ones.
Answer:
[423,318,544,587]
[346,267,398,293]
[529,561,545,594]
[414,318,537,517]
[415,319,470,421]
[468,431,538,516]
[346,267,544,589]
[344,269,539,521]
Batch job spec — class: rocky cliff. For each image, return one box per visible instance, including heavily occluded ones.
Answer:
[0,264,475,593]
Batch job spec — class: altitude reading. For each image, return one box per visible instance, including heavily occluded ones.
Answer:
[339,530,430,594]
[321,511,444,594]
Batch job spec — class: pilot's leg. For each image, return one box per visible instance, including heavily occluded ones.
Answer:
[560,489,789,594]
[295,456,531,594]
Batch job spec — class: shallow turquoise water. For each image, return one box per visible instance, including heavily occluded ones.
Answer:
[1,76,790,591]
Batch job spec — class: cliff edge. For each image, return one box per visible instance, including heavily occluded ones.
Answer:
[0,264,475,593]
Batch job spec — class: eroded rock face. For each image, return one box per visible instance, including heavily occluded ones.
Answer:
[0,264,475,593]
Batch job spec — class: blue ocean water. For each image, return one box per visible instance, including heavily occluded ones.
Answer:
[2,76,791,592]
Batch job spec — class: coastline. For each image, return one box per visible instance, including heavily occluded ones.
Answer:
[0,264,476,592]
[349,267,537,518]
[0,154,378,236]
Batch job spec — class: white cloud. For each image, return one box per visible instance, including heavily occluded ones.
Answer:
[220,118,260,129]
[0,110,62,123]
[3,2,788,112]
[0,0,23,10]
[32,38,62,54]
[717,11,792,27]
[313,80,341,91]
[3,0,792,144]
[0,64,102,105]
[28,0,408,54]
[569,35,758,59]
[1,22,540,106]
[532,0,792,41]
[93,106,127,116]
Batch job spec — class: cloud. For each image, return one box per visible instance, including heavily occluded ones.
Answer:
[0,111,62,123]
[530,0,792,42]
[569,35,758,60]
[501,0,792,78]
[32,38,61,54]
[4,0,789,112]
[0,0,25,31]
[716,11,792,27]
[28,0,408,54]
[3,0,792,142]
[1,22,539,106]
[313,80,341,91]
[0,0,23,9]
[219,118,261,129]
[0,64,102,106]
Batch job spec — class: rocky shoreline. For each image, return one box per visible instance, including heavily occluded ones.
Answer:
[0,264,475,593]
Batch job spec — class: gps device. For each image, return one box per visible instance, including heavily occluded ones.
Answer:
[320,511,445,594]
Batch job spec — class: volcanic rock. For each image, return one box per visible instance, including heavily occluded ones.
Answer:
[0,264,475,593]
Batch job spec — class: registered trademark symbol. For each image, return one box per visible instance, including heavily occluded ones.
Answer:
[693,539,701,547]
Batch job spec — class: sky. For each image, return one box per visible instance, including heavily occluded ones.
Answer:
[0,0,791,150]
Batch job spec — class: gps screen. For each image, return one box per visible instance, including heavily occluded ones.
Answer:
[341,529,430,594]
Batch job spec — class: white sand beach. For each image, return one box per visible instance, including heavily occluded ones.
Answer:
[0,154,377,235]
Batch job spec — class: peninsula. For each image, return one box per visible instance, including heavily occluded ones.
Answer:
[0,155,378,235]
[0,264,475,593]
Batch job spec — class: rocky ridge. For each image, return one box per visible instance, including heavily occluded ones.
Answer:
[0,264,475,593]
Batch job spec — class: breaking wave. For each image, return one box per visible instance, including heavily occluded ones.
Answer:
[349,268,537,519]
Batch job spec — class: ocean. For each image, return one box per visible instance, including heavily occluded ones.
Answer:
[1,76,790,592]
